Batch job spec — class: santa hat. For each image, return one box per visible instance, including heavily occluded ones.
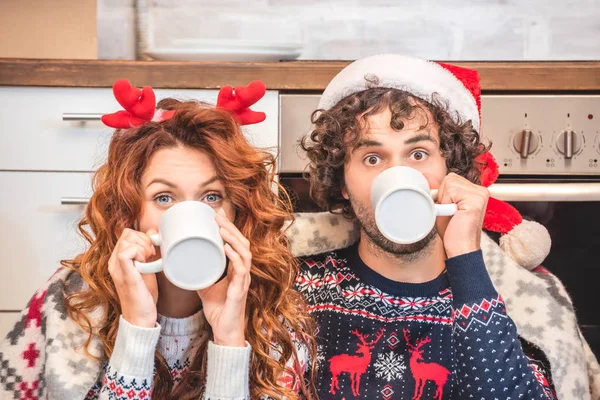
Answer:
[318,54,481,131]
[310,54,551,269]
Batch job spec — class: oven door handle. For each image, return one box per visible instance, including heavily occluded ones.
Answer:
[489,182,600,201]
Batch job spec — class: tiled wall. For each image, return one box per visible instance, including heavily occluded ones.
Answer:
[98,0,600,61]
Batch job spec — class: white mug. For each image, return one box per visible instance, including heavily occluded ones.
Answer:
[134,201,226,291]
[370,166,458,244]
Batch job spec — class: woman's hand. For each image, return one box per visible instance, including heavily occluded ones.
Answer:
[197,209,252,347]
[108,228,159,328]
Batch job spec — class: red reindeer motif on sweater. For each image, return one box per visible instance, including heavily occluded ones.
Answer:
[403,329,450,400]
[328,328,385,396]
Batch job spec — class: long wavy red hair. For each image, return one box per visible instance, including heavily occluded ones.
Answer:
[62,99,316,399]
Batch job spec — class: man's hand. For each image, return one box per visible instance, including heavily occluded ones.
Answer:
[427,173,489,258]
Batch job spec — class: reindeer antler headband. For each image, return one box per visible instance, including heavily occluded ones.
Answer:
[101,79,267,129]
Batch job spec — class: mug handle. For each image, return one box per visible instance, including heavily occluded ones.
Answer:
[430,189,458,216]
[134,234,163,274]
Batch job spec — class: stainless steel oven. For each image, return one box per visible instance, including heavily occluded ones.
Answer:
[279,94,600,359]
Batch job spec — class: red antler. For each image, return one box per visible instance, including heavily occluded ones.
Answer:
[353,328,385,346]
[403,329,413,349]
[414,335,432,350]
[351,329,365,342]
[403,329,432,351]
[367,328,385,345]
[101,79,157,129]
[216,80,266,125]
[102,79,267,129]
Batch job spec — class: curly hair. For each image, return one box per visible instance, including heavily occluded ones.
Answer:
[62,99,316,399]
[300,88,490,217]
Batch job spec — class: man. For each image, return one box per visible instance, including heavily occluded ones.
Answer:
[294,54,598,399]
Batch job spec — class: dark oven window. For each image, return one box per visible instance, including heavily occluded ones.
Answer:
[280,174,326,213]
[512,201,599,360]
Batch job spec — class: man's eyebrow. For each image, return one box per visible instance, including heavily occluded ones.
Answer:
[353,139,384,151]
[404,133,438,145]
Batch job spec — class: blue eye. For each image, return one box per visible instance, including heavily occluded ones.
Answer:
[203,193,222,203]
[155,194,173,205]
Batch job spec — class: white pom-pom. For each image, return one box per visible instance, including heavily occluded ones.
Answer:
[499,220,552,270]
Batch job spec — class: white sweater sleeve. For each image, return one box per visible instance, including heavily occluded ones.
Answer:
[97,316,251,400]
[203,341,252,400]
[99,316,161,400]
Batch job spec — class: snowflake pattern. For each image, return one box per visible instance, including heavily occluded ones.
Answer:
[295,271,322,294]
[374,351,406,382]
[316,344,326,369]
[397,297,428,311]
[342,284,365,302]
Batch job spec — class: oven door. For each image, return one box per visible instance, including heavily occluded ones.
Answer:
[280,173,600,360]
[490,177,600,361]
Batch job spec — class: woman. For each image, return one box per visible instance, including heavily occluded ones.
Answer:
[0,80,315,399]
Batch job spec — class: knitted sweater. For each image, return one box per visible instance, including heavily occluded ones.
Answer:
[296,246,554,399]
[84,314,251,400]
[0,268,306,400]
[2,213,599,399]
[287,212,600,400]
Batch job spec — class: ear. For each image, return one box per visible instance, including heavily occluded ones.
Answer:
[341,185,349,200]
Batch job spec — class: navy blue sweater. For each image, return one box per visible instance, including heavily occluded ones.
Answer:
[296,245,555,399]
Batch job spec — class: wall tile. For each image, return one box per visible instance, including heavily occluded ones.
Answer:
[98,0,600,60]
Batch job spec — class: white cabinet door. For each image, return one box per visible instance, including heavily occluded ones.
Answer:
[0,88,279,171]
[0,312,21,340]
[0,171,92,310]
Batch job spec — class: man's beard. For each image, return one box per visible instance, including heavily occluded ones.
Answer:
[347,190,437,260]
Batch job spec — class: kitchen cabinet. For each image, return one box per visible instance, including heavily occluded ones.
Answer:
[0,86,279,317]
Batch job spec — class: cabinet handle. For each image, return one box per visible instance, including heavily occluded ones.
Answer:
[61,197,90,205]
[62,113,103,121]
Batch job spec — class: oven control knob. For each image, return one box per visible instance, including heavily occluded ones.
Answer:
[513,129,539,158]
[555,130,582,159]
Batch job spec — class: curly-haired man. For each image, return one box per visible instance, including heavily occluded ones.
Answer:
[295,54,561,399]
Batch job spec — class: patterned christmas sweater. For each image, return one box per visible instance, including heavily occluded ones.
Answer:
[0,268,251,400]
[86,315,309,400]
[85,313,252,400]
[295,245,556,399]
[0,268,306,400]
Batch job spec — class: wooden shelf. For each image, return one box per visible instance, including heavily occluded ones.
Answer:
[1,58,600,92]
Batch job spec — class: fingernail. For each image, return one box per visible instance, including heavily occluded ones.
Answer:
[219,208,227,217]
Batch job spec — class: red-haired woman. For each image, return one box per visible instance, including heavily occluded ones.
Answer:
[0,83,315,400]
